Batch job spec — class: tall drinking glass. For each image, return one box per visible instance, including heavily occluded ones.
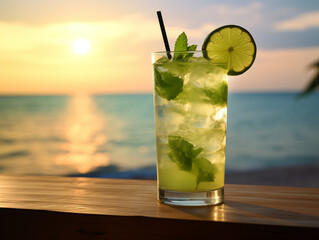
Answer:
[152,51,228,206]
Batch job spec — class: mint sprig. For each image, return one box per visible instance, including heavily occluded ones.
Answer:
[154,68,183,101]
[173,32,197,61]
[167,135,217,189]
[154,32,197,101]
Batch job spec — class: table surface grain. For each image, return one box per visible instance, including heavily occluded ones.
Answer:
[0,174,318,229]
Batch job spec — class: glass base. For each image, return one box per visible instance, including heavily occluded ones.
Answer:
[158,187,224,206]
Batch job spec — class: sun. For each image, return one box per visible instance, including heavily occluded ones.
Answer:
[72,38,90,55]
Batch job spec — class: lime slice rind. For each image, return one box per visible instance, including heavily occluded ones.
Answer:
[202,25,256,76]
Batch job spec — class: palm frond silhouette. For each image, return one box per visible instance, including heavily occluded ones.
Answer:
[301,59,319,96]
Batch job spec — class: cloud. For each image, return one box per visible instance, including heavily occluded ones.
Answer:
[274,11,319,31]
[200,2,263,28]
[214,2,262,16]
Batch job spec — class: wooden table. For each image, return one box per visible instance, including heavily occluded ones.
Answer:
[0,175,318,239]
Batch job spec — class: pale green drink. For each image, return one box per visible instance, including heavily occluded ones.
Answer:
[153,51,228,206]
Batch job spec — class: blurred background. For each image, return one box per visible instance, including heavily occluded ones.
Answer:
[0,0,319,187]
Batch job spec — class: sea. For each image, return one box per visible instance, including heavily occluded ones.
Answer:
[0,93,319,180]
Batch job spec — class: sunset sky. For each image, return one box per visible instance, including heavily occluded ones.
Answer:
[0,0,319,94]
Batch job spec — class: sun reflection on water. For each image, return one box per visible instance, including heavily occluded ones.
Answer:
[55,95,109,173]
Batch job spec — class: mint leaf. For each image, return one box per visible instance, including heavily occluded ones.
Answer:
[174,32,188,52]
[154,67,183,100]
[187,44,197,51]
[193,157,218,188]
[184,44,197,60]
[203,81,228,106]
[174,32,197,61]
[167,135,218,189]
[168,136,203,171]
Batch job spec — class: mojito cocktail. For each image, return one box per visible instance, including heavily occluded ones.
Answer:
[153,51,227,205]
[153,24,256,206]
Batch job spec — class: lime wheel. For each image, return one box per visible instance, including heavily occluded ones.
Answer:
[202,25,256,75]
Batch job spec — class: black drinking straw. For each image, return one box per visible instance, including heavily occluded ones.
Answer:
[157,11,172,59]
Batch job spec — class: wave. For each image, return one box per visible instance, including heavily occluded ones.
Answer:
[67,164,157,180]
[0,138,16,144]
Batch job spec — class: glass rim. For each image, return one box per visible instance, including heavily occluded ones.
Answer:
[152,50,210,55]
